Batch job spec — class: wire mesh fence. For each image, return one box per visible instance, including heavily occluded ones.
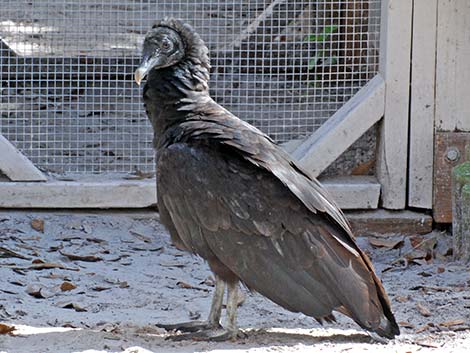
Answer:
[0,0,381,175]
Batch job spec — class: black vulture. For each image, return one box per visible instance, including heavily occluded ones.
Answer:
[134,18,399,341]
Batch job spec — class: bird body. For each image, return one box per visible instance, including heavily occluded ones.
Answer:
[136,18,399,340]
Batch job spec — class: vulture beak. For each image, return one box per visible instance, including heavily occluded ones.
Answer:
[134,56,155,85]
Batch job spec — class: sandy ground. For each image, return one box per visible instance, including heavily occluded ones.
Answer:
[0,210,469,353]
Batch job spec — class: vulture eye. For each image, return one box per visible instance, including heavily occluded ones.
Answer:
[161,40,172,51]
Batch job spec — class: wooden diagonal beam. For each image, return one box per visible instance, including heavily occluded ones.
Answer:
[0,135,47,181]
[292,74,385,178]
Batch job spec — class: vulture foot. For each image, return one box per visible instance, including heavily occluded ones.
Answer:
[166,327,244,342]
[156,320,220,333]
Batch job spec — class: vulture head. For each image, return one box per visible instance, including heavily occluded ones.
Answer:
[134,18,210,86]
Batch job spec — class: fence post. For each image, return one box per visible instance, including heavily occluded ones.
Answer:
[377,0,413,209]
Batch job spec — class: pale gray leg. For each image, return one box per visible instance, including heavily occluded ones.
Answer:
[156,275,224,333]
[207,275,225,325]
[163,279,245,341]
[224,280,239,334]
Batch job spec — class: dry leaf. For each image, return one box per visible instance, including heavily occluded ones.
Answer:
[177,281,208,292]
[26,284,56,299]
[398,321,415,329]
[59,250,102,262]
[369,237,404,250]
[32,259,45,264]
[26,262,79,271]
[0,323,15,335]
[0,246,31,260]
[119,281,129,289]
[92,286,111,292]
[31,219,44,232]
[416,302,432,317]
[437,267,445,273]
[61,303,87,312]
[418,271,432,277]
[415,324,430,333]
[351,159,375,176]
[395,295,409,303]
[129,230,152,243]
[410,235,424,248]
[60,281,77,292]
[439,319,465,327]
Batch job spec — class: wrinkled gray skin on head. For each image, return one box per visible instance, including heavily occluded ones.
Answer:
[135,26,185,84]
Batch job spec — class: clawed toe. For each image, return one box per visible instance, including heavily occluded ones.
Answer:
[156,320,218,333]
[166,327,242,342]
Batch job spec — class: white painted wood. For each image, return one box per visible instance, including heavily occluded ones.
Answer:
[280,139,302,154]
[435,0,470,132]
[320,176,381,210]
[0,176,379,210]
[0,135,47,181]
[292,75,385,178]
[408,0,438,209]
[376,0,413,209]
[0,180,156,208]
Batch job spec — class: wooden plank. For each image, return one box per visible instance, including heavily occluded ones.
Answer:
[346,209,433,237]
[292,75,385,177]
[0,180,156,208]
[376,0,413,209]
[319,176,381,209]
[0,135,47,182]
[435,0,470,132]
[408,0,438,209]
[0,176,380,210]
[434,132,470,223]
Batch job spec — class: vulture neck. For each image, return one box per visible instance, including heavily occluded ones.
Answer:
[147,56,211,142]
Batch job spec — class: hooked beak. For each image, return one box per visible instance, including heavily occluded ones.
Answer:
[134,56,153,85]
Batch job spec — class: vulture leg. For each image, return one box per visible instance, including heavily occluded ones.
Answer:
[163,280,243,342]
[157,275,224,334]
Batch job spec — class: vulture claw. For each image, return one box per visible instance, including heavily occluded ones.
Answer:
[165,327,244,342]
[156,320,221,333]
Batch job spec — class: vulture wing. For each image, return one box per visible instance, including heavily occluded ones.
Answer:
[157,107,399,338]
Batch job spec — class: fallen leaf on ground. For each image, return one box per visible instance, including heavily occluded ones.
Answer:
[177,281,208,292]
[160,262,185,268]
[395,295,409,303]
[129,230,152,243]
[60,302,87,312]
[398,321,415,329]
[59,250,102,262]
[437,267,445,273]
[413,340,440,348]
[92,286,111,292]
[119,281,129,288]
[415,324,430,333]
[418,271,432,277]
[0,246,31,260]
[439,319,465,327]
[60,281,77,292]
[369,237,404,249]
[0,323,15,335]
[26,284,56,299]
[410,285,451,292]
[416,302,432,317]
[25,262,79,271]
[31,218,44,232]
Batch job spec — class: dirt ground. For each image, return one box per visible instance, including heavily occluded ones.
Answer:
[0,210,469,353]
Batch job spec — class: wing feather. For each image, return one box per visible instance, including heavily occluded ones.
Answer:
[157,141,397,335]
